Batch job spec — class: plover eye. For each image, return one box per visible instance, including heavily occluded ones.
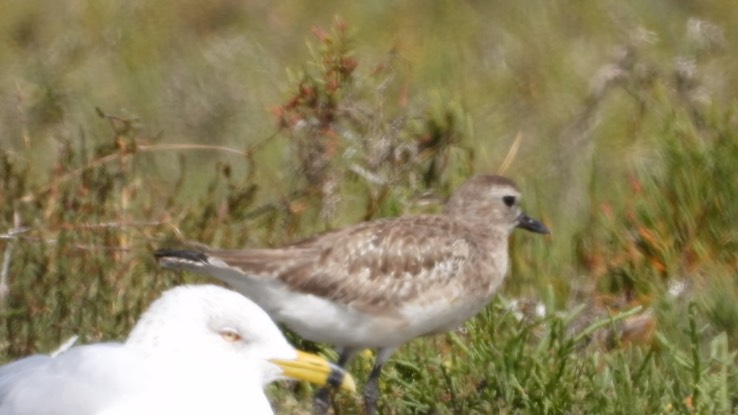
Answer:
[220,328,242,343]
[502,195,516,207]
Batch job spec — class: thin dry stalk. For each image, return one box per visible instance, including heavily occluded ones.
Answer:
[21,142,254,203]
[497,131,523,175]
[0,211,21,309]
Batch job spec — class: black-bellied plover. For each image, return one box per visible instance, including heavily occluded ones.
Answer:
[155,174,548,414]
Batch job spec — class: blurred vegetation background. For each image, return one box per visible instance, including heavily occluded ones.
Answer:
[2,1,738,413]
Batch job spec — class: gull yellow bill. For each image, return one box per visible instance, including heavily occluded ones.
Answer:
[270,350,356,392]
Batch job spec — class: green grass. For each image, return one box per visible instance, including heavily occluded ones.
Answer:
[2,1,738,414]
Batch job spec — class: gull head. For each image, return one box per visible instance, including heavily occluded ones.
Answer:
[126,285,355,390]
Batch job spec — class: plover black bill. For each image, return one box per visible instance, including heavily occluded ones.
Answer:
[155,174,548,414]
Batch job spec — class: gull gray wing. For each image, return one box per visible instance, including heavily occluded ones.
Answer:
[0,344,147,415]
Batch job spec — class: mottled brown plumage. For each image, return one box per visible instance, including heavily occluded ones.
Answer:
[206,215,500,314]
[155,174,548,415]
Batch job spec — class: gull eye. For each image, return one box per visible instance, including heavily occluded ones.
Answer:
[502,195,516,207]
[220,328,242,343]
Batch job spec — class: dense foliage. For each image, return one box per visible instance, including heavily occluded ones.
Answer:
[2,2,737,413]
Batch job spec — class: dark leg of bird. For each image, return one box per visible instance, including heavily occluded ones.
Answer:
[362,347,396,415]
[313,348,357,415]
[362,361,384,415]
[335,348,356,367]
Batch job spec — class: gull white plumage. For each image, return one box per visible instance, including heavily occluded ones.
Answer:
[156,174,549,414]
[0,285,355,415]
